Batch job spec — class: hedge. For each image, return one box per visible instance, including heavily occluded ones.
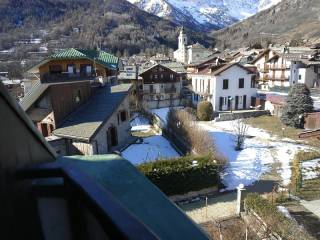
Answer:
[137,155,220,196]
[245,193,311,239]
[291,150,320,193]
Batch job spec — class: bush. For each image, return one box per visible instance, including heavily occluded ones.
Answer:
[197,101,213,121]
[281,84,313,128]
[245,193,311,239]
[166,108,219,158]
[138,155,221,195]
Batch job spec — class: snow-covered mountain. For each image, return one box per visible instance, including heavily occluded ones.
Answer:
[127,0,282,29]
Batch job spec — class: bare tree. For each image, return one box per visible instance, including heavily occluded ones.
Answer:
[232,117,249,151]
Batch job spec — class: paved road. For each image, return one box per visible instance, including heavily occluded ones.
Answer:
[301,199,320,219]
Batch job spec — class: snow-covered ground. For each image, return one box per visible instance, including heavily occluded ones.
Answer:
[150,107,171,124]
[301,158,320,181]
[199,121,309,191]
[277,206,294,220]
[121,135,180,165]
[150,107,183,125]
[130,115,152,132]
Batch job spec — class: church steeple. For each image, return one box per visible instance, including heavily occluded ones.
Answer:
[178,26,187,49]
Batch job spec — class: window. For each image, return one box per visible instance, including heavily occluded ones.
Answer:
[120,110,127,122]
[251,76,256,88]
[161,74,163,79]
[224,97,227,106]
[154,75,158,79]
[239,78,244,88]
[299,74,302,80]
[223,79,229,89]
[170,74,174,80]
[239,96,243,104]
[149,85,154,93]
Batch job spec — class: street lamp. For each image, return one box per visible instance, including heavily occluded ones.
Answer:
[228,97,233,113]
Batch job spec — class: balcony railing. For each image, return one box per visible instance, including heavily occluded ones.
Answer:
[41,72,96,83]
[17,161,159,240]
[164,87,177,93]
[269,65,290,70]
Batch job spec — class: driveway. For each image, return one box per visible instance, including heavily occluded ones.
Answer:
[301,199,320,219]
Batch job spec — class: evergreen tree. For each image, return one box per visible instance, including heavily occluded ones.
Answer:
[281,84,313,128]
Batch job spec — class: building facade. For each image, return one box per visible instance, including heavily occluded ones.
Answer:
[191,63,258,111]
[140,64,184,109]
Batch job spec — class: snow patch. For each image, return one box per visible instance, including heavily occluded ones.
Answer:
[121,135,180,164]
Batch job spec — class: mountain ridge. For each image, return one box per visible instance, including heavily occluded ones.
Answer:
[212,0,320,49]
[127,0,282,30]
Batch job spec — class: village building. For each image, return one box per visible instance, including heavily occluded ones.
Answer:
[20,48,133,155]
[190,62,258,111]
[53,84,133,155]
[252,47,320,89]
[173,27,213,64]
[139,62,186,109]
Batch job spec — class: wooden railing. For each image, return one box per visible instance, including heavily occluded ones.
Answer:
[41,72,96,83]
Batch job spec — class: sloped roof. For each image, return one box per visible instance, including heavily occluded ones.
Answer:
[20,81,50,111]
[28,48,119,73]
[140,62,186,75]
[192,62,256,76]
[54,84,132,142]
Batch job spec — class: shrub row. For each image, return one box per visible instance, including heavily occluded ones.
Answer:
[290,150,320,193]
[138,155,221,196]
[166,108,217,157]
[245,193,311,240]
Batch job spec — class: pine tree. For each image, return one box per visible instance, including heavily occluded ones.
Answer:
[281,84,313,128]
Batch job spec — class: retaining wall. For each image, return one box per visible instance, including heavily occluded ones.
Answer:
[215,110,270,122]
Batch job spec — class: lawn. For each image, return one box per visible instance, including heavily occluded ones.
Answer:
[247,116,320,148]
[297,178,320,201]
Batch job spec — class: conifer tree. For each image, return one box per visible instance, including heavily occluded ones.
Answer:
[281,84,313,128]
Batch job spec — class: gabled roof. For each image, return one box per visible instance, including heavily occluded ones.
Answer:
[139,62,185,75]
[20,81,50,111]
[251,49,271,64]
[54,84,132,142]
[28,48,119,73]
[192,62,256,76]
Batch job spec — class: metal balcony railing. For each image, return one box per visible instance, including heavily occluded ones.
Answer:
[17,161,159,240]
[164,87,177,93]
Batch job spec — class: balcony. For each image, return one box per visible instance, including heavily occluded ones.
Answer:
[2,79,209,240]
[164,87,177,93]
[41,72,96,83]
[269,65,290,70]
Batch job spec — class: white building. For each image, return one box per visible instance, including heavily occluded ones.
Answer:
[173,28,188,64]
[191,63,257,111]
[173,27,213,64]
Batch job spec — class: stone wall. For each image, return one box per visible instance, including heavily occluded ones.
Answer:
[215,110,270,122]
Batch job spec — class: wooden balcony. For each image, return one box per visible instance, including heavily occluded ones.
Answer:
[41,72,96,83]
[164,87,177,93]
